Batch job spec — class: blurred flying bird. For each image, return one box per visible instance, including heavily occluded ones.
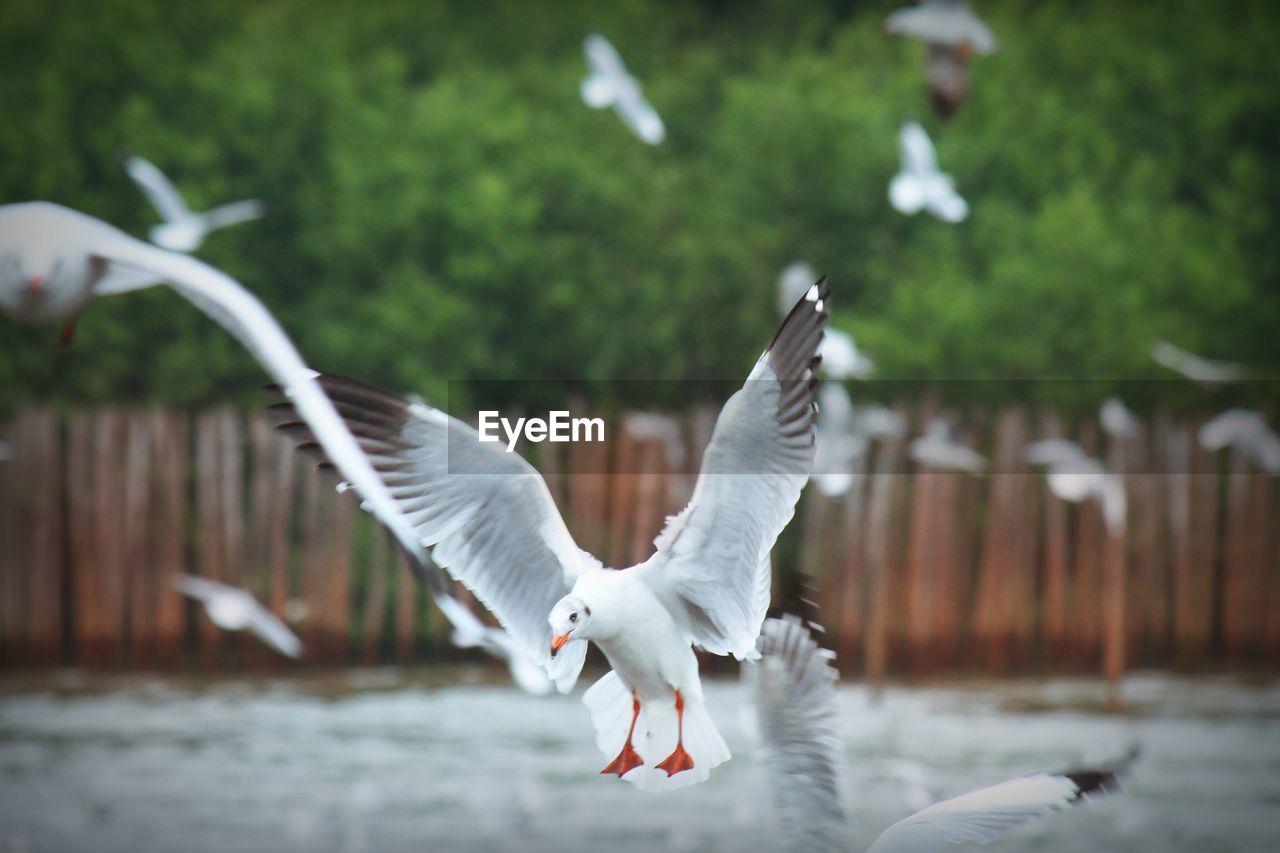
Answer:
[1198,409,1280,474]
[778,262,818,316]
[910,418,985,473]
[886,0,998,55]
[889,122,968,223]
[1,202,552,694]
[1151,340,1247,385]
[1025,440,1127,535]
[813,382,866,497]
[886,0,997,117]
[173,574,303,658]
[270,281,829,790]
[751,616,1140,853]
[124,154,264,252]
[852,405,906,441]
[580,34,666,145]
[820,329,875,381]
[1100,396,1140,438]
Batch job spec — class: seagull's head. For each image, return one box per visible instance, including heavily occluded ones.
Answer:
[548,595,594,655]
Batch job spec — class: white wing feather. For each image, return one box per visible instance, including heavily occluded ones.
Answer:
[124,155,192,223]
[751,616,848,853]
[642,283,827,659]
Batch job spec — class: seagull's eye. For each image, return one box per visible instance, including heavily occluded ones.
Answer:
[569,612,579,623]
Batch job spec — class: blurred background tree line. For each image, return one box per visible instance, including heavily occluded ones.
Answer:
[1,0,1277,415]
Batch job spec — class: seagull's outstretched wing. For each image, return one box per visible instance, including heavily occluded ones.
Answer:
[204,199,266,230]
[642,281,827,659]
[751,616,848,853]
[885,1,998,54]
[900,121,939,175]
[245,604,304,658]
[124,155,191,223]
[865,746,1141,853]
[172,573,302,658]
[434,593,554,696]
[267,373,595,692]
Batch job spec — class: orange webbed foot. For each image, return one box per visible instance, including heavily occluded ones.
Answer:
[655,744,695,777]
[601,742,645,777]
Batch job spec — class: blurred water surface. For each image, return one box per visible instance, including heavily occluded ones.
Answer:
[1,670,1277,852]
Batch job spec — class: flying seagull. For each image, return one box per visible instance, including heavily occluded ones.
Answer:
[580,33,666,145]
[813,382,866,497]
[1,201,552,693]
[889,122,968,223]
[1100,396,1140,438]
[910,418,985,474]
[1025,439,1127,535]
[886,1,997,117]
[886,0,998,55]
[271,281,829,790]
[124,154,264,252]
[752,615,1139,853]
[174,574,302,658]
[1199,409,1280,474]
[1151,340,1247,385]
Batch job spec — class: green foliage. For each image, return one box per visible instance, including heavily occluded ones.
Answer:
[1,0,1277,415]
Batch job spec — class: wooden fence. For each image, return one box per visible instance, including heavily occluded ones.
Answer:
[0,405,1276,685]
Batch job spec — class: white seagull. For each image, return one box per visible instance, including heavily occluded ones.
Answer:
[886,0,998,56]
[580,33,666,145]
[752,616,1139,853]
[1025,440,1127,535]
[269,282,829,790]
[1198,409,1280,474]
[173,574,303,658]
[1100,396,1140,438]
[813,382,867,497]
[1,201,553,694]
[852,405,906,441]
[889,122,969,223]
[1151,340,1247,385]
[909,418,985,474]
[125,154,264,252]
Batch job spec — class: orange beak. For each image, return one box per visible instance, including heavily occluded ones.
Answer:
[550,630,573,656]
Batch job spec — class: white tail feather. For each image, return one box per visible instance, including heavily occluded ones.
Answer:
[583,671,731,792]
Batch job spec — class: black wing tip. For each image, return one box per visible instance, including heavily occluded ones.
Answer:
[1061,743,1142,800]
[770,275,831,352]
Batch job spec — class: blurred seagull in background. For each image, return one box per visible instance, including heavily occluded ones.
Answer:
[886,0,998,55]
[1199,410,1280,474]
[852,405,906,441]
[580,33,666,145]
[778,261,818,316]
[174,574,302,658]
[813,382,866,497]
[124,154,264,252]
[1100,396,1141,438]
[1025,440,1127,535]
[752,616,1140,853]
[269,281,829,790]
[889,122,968,223]
[886,0,997,118]
[1151,340,1247,385]
[910,418,985,473]
[1,201,552,694]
